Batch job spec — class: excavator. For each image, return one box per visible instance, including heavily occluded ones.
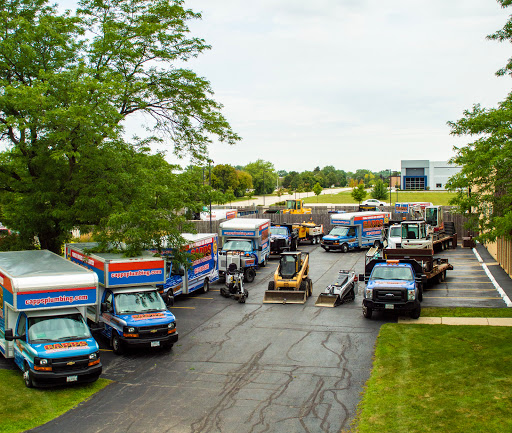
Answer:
[263,252,312,304]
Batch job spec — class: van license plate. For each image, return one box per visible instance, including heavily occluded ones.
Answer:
[385,304,394,309]
[66,375,78,382]
[151,341,160,347]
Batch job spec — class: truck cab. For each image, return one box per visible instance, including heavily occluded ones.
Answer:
[361,259,421,319]
[321,225,359,253]
[401,221,433,249]
[269,223,298,254]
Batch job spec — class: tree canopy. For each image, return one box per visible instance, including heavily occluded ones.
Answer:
[0,0,239,253]
[447,0,512,241]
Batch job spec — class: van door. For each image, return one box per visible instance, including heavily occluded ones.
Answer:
[13,313,27,370]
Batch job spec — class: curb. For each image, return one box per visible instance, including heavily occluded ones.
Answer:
[398,317,512,326]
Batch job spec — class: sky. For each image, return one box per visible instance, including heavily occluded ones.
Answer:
[57,0,512,173]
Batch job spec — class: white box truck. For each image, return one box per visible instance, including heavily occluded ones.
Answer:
[0,250,102,387]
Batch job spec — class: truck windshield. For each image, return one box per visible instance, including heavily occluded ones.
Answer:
[371,266,414,281]
[425,208,437,226]
[329,226,349,237]
[114,291,166,314]
[28,313,91,343]
[223,239,252,252]
[271,227,288,236]
[402,224,420,240]
[389,226,401,238]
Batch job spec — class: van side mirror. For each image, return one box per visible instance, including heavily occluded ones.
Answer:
[258,246,262,251]
[4,329,14,341]
[100,302,108,313]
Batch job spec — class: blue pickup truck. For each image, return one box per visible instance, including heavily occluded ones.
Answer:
[360,259,422,319]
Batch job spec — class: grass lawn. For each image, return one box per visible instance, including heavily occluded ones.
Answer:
[303,191,456,206]
[354,324,512,433]
[422,307,512,318]
[0,370,110,433]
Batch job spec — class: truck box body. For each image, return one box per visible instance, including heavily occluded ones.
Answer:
[0,250,102,387]
[65,243,177,353]
[200,208,238,221]
[321,212,390,252]
[218,218,270,280]
[157,233,219,296]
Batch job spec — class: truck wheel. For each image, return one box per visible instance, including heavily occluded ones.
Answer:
[23,362,33,388]
[418,284,423,302]
[202,278,210,294]
[261,257,267,267]
[363,306,373,319]
[341,243,349,253]
[112,332,124,355]
[244,268,256,283]
[410,304,421,319]
[268,281,275,290]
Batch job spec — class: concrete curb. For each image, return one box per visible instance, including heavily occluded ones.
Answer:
[398,317,512,326]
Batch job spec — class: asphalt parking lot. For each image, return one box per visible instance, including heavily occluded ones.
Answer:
[1,242,507,433]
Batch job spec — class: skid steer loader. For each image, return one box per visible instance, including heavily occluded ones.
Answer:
[263,251,312,304]
[315,270,358,307]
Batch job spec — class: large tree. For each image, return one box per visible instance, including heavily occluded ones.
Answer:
[447,0,512,241]
[244,159,276,195]
[0,0,239,252]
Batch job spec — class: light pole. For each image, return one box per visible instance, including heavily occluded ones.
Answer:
[263,169,265,206]
[389,169,392,207]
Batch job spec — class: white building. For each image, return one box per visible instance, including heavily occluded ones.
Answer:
[400,160,461,191]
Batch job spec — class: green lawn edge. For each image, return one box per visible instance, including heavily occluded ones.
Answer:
[0,370,111,433]
[422,307,512,318]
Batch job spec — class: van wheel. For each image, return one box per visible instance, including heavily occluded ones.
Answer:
[23,362,33,388]
[341,243,349,253]
[202,278,209,294]
[112,332,124,355]
[244,268,256,283]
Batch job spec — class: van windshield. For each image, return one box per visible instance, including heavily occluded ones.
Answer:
[223,239,252,252]
[329,226,350,237]
[114,291,166,314]
[28,313,91,343]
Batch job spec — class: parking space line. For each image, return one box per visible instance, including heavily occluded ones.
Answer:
[188,297,213,300]
[442,281,493,284]
[428,288,496,291]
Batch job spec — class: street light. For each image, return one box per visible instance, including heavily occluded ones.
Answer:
[389,169,392,207]
[263,169,265,206]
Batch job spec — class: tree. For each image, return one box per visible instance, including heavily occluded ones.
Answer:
[235,170,253,197]
[212,164,239,194]
[371,179,389,201]
[313,182,323,202]
[351,184,367,204]
[244,160,276,195]
[0,0,239,253]
[446,0,512,242]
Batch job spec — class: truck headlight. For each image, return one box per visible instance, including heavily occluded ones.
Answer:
[408,289,416,301]
[34,357,52,371]
[127,327,136,333]
[365,288,373,299]
[123,326,139,337]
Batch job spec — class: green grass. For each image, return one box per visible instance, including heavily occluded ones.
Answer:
[422,307,512,318]
[354,324,512,433]
[303,191,456,206]
[0,370,110,433]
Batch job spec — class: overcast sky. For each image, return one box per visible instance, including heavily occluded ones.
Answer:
[175,0,512,173]
[56,0,512,173]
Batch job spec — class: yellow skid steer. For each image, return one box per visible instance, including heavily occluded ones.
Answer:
[263,252,312,304]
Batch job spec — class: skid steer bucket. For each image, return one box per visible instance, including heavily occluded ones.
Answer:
[315,293,339,308]
[263,289,307,304]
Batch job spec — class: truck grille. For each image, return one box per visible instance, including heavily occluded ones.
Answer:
[271,239,286,250]
[138,324,169,338]
[374,289,406,302]
[52,354,90,373]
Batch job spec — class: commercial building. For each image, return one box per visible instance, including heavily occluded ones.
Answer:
[400,160,461,190]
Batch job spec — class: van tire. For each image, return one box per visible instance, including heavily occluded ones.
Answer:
[244,268,256,283]
[202,278,209,294]
[23,362,33,388]
[341,243,349,253]
[112,332,124,355]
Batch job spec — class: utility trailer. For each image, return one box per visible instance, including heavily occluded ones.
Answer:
[315,270,358,307]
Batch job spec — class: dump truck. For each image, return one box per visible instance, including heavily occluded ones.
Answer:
[269,223,299,255]
[293,220,324,245]
[0,250,102,388]
[315,270,358,307]
[282,199,312,214]
[263,251,312,304]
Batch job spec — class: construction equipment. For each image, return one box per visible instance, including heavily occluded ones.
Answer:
[263,252,312,304]
[293,220,324,245]
[220,256,248,303]
[315,270,358,307]
[282,199,312,214]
